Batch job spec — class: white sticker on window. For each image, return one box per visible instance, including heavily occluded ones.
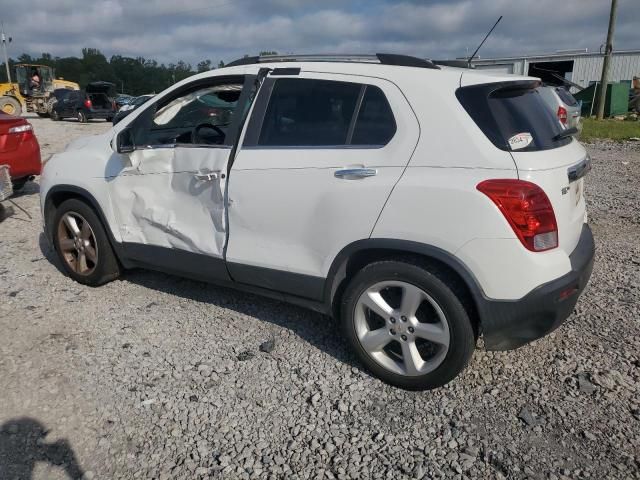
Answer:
[508,132,533,150]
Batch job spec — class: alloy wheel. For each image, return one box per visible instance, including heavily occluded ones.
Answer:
[57,211,99,275]
[354,280,450,376]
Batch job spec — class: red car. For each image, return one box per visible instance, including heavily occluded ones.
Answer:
[0,112,41,190]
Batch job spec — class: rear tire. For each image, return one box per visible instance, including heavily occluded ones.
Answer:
[52,199,120,286]
[51,109,61,121]
[11,178,28,191]
[77,110,88,123]
[0,97,22,116]
[341,260,475,390]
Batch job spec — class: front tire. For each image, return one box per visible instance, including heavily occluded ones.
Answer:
[341,260,475,390]
[52,199,120,286]
[50,109,61,121]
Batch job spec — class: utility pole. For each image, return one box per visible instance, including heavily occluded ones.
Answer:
[1,22,12,83]
[596,0,618,120]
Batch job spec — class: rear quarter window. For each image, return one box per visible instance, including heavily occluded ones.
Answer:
[456,81,571,152]
[554,87,578,106]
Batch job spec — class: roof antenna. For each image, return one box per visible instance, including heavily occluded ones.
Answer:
[467,15,503,68]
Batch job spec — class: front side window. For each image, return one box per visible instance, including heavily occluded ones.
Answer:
[145,83,243,146]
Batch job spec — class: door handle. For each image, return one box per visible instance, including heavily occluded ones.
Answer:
[194,171,219,182]
[334,168,377,179]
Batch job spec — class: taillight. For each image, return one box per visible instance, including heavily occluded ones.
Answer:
[557,106,568,125]
[477,179,558,252]
[8,124,33,134]
[84,99,92,108]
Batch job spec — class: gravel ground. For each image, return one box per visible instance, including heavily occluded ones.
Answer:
[0,117,639,480]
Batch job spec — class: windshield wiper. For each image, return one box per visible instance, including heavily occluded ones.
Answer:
[553,127,578,141]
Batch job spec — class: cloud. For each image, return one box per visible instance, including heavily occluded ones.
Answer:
[1,0,638,66]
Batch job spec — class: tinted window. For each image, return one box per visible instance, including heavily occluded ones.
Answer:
[456,82,571,152]
[554,87,578,106]
[352,86,396,145]
[258,79,360,146]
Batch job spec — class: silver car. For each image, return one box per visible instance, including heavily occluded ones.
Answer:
[538,85,581,130]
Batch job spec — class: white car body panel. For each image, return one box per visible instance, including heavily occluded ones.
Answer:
[108,146,231,256]
[40,131,122,242]
[512,140,588,257]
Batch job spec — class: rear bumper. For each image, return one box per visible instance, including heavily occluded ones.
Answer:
[87,110,114,119]
[0,137,42,179]
[480,224,595,350]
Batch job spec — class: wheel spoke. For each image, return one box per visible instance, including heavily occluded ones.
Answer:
[63,214,81,237]
[361,290,393,319]
[359,327,392,352]
[77,251,88,273]
[85,245,97,264]
[401,341,425,375]
[400,284,424,318]
[413,322,449,347]
[80,220,92,240]
[59,238,75,252]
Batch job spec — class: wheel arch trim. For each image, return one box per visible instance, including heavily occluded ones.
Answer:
[324,238,489,320]
[44,184,126,263]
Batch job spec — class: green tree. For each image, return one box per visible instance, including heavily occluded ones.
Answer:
[197,59,212,73]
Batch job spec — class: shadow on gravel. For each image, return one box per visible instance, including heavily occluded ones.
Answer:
[0,417,84,480]
[38,233,67,276]
[37,229,361,371]
[125,269,361,370]
[11,181,40,199]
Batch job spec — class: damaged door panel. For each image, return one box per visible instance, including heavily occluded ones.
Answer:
[108,77,251,276]
[110,146,230,256]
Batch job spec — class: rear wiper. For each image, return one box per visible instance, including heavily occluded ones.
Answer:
[553,127,578,141]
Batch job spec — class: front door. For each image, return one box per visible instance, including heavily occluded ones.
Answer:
[108,75,253,281]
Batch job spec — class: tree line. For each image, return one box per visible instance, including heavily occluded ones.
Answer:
[0,48,275,96]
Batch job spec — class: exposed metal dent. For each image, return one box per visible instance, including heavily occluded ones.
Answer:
[110,145,231,258]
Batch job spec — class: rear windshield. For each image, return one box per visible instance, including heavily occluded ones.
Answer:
[554,87,578,106]
[456,81,571,152]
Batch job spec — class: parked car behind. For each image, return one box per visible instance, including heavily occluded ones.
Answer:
[538,85,581,130]
[0,112,41,191]
[51,81,116,123]
[112,94,154,125]
[115,94,134,110]
[40,54,594,390]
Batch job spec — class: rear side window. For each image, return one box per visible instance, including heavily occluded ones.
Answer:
[456,82,571,152]
[351,86,396,145]
[258,79,360,146]
[555,87,578,106]
[254,78,396,147]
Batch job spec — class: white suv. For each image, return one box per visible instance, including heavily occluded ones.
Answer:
[40,54,594,390]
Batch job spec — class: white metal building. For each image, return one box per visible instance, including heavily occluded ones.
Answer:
[467,49,640,90]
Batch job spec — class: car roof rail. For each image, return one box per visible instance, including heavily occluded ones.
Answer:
[433,60,475,69]
[225,53,440,70]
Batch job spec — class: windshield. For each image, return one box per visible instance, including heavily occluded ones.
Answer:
[456,81,571,152]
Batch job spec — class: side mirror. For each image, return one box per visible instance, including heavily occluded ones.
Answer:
[115,128,134,154]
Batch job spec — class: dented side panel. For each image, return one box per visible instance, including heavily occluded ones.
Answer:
[108,146,231,257]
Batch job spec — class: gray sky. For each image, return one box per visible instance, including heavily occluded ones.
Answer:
[2,0,638,66]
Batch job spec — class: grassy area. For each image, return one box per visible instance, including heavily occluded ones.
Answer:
[580,117,640,142]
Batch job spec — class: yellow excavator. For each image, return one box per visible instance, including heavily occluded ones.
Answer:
[0,64,79,117]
